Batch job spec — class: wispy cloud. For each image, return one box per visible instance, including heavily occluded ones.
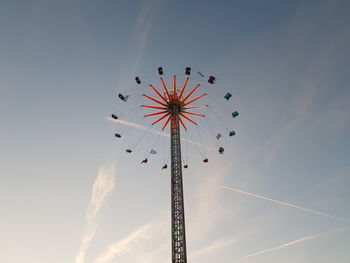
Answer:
[115,0,160,91]
[75,165,116,263]
[240,227,349,259]
[221,185,350,223]
[134,243,169,263]
[190,236,237,259]
[92,3,166,262]
[91,170,233,263]
[93,218,165,263]
[188,169,233,242]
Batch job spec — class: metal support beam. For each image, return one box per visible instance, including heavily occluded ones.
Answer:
[170,108,187,263]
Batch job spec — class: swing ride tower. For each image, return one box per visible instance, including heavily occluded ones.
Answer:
[142,72,207,263]
[113,67,238,263]
[170,102,187,263]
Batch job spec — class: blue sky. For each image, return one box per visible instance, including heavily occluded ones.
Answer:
[0,0,350,263]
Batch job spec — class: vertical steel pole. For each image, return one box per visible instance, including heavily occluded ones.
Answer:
[170,108,187,263]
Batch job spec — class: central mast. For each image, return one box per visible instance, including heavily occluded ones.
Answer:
[140,70,208,263]
[170,106,187,263]
[113,67,238,263]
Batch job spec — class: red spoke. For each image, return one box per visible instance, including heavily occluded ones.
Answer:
[183,105,208,110]
[179,116,187,131]
[162,116,172,130]
[173,75,177,99]
[161,78,171,101]
[178,78,189,100]
[145,110,168,117]
[180,113,198,125]
[143,94,167,107]
[149,84,168,104]
[152,113,170,125]
[182,84,200,103]
[182,111,205,117]
[184,93,207,106]
[141,105,167,110]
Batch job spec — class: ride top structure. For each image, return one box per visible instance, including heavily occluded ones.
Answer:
[142,69,208,263]
[111,67,239,263]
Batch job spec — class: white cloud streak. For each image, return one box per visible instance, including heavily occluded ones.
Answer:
[190,236,237,259]
[134,242,169,263]
[75,165,116,263]
[92,3,166,262]
[93,218,164,263]
[106,117,209,148]
[187,169,233,243]
[115,0,160,91]
[241,227,349,259]
[221,185,350,223]
[93,223,151,263]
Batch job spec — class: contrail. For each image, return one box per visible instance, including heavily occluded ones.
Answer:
[107,118,165,136]
[241,227,349,259]
[75,165,116,263]
[221,185,350,223]
[106,117,211,148]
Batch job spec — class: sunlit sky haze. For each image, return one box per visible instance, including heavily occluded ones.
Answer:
[0,0,349,263]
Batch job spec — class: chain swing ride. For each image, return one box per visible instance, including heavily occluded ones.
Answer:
[111,67,239,263]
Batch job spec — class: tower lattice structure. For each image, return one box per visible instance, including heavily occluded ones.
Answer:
[142,74,207,263]
[170,108,187,263]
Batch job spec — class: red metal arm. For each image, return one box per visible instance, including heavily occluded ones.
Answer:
[173,75,177,99]
[145,110,168,117]
[143,94,167,107]
[180,113,198,125]
[184,93,207,106]
[182,84,200,103]
[182,111,205,117]
[141,105,167,110]
[178,78,189,100]
[161,78,171,101]
[152,113,170,125]
[179,116,187,131]
[162,116,172,130]
[149,85,168,104]
[183,105,208,110]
